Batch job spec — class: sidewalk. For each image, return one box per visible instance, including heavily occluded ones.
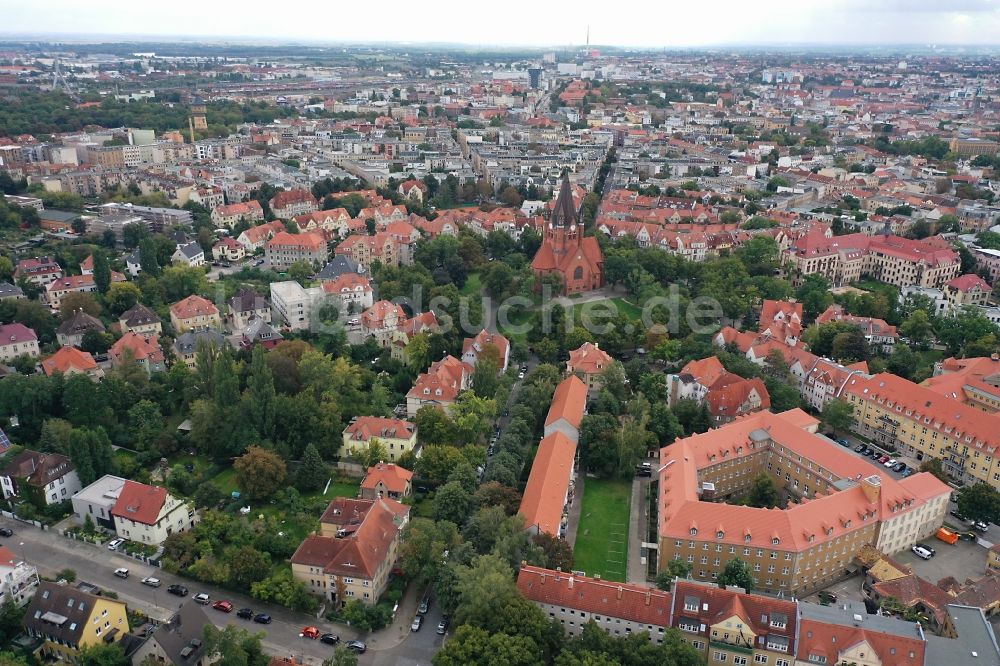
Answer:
[366,579,420,652]
[565,473,585,545]
[626,470,653,584]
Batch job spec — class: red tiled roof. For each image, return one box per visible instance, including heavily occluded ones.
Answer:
[41,346,97,375]
[361,463,413,494]
[111,480,168,525]
[344,417,415,442]
[462,329,510,365]
[796,618,924,666]
[267,230,326,251]
[110,331,163,363]
[517,565,672,627]
[170,295,219,320]
[947,273,991,292]
[0,323,37,345]
[545,375,588,430]
[567,342,613,376]
[519,431,577,536]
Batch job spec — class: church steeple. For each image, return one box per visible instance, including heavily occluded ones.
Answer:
[551,172,578,228]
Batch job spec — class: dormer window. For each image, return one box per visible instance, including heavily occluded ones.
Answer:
[690,528,698,536]
[772,538,780,545]
[744,534,752,542]
[717,531,725,540]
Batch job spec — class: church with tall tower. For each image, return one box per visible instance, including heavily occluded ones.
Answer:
[531,173,604,295]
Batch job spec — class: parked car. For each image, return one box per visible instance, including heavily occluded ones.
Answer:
[107,538,125,550]
[972,520,990,532]
[902,468,915,478]
[113,567,129,579]
[915,543,936,556]
[883,458,897,468]
[411,615,423,632]
[817,591,837,605]
[254,613,272,624]
[301,626,320,639]
[346,640,367,653]
[320,633,340,645]
[418,596,430,614]
[213,601,234,613]
[837,438,850,447]
[236,608,254,620]
[140,577,161,588]
[517,371,525,380]
[0,527,13,537]
[878,455,890,464]
[854,444,867,453]
[893,462,907,473]
[167,584,188,597]
[869,450,881,460]
[193,593,211,605]
[912,544,933,560]
[437,618,450,635]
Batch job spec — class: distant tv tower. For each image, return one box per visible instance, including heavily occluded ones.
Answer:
[586,25,590,46]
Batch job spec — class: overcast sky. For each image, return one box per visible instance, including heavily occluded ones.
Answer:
[4,0,1000,47]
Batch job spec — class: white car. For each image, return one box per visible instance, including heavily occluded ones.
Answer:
[194,593,211,604]
[883,459,897,468]
[141,577,161,587]
[113,567,129,579]
[911,545,933,560]
[107,538,125,550]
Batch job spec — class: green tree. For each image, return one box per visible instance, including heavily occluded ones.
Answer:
[920,458,949,483]
[322,648,360,666]
[295,443,328,491]
[92,249,111,294]
[746,473,781,509]
[718,557,755,591]
[957,482,1000,526]
[127,400,163,451]
[234,446,287,500]
[79,643,128,666]
[288,260,313,284]
[433,625,539,666]
[139,236,161,277]
[435,480,473,525]
[105,282,142,316]
[900,309,934,347]
[655,558,693,591]
[399,517,462,585]
[202,624,270,666]
[243,345,276,440]
[821,398,854,435]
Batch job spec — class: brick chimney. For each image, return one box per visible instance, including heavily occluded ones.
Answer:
[861,475,881,504]
[617,585,623,600]
[568,576,574,590]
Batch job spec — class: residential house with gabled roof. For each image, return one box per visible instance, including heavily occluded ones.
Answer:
[318,255,364,281]
[758,299,804,347]
[118,303,162,337]
[945,273,992,309]
[270,188,318,220]
[14,256,62,286]
[290,496,409,607]
[169,295,221,333]
[462,329,510,373]
[1,449,81,507]
[211,236,246,263]
[342,417,417,463]
[519,431,577,538]
[171,241,205,267]
[566,342,615,397]
[110,332,165,374]
[237,220,285,251]
[0,323,39,363]
[816,304,898,352]
[23,581,129,662]
[228,287,270,332]
[56,310,105,348]
[361,300,407,345]
[321,273,374,313]
[405,355,472,417]
[109,479,197,546]
[265,230,329,270]
[544,375,588,443]
[130,600,219,666]
[360,463,413,500]
[241,317,282,350]
[211,200,264,228]
[0,282,25,301]
[41,346,102,379]
[45,272,125,311]
[173,329,227,368]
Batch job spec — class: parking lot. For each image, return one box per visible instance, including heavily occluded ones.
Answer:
[893,534,990,583]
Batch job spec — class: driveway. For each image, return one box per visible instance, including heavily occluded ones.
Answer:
[626,466,654,584]
[892,536,989,584]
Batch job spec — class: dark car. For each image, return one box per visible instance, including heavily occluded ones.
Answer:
[236,608,254,620]
[418,596,430,614]
[818,591,837,605]
[346,640,367,654]
[167,584,188,597]
[893,462,907,473]
[837,438,850,447]
[0,527,12,537]
[320,633,340,645]
[253,613,272,624]
[854,444,867,453]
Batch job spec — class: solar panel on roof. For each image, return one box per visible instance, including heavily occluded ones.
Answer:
[0,427,11,451]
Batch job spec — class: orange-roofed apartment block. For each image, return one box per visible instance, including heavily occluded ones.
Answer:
[405,355,471,417]
[290,497,409,607]
[843,372,1000,489]
[265,230,329,271]
[566,342,614,397]
[341,416,417,463]
[544,375,588,443]
[657,409,950,596]
[169,295,221,333]
[519,431,577,538]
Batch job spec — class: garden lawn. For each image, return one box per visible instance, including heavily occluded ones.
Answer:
[211,467,239,495]
[572,478,632,582]
[460,272,482,297]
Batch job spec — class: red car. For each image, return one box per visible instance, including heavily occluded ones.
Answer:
[300,626,320,639]
[878,455,890,464]
[212,601,234,613]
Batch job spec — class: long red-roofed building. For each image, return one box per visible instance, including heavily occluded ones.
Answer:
[544,375,588,443]
[518,431,577,538]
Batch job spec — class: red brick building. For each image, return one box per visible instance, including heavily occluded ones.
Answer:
[531,174,603,295]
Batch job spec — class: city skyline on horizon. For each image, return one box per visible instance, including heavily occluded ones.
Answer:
[4,0,1000,49]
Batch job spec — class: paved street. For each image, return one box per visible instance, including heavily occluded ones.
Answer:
[626,467,654,584]
[0,516,442,665]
